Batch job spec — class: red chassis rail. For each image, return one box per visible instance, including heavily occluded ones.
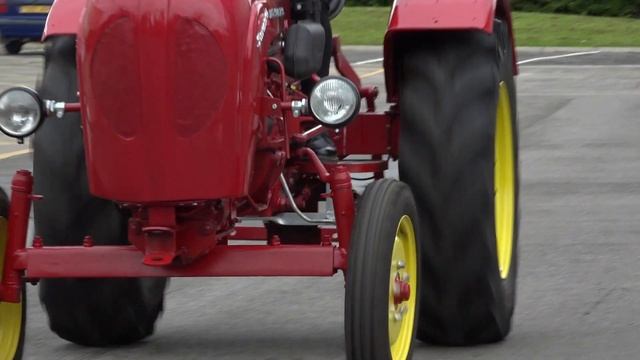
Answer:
[0,170,349,303]
[0,38,397,304]
[14,245,343,279]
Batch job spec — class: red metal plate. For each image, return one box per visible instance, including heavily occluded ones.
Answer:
[16,244,339,278]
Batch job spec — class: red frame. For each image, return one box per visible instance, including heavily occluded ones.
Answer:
[0,37,394,303]
[0,0,515,303]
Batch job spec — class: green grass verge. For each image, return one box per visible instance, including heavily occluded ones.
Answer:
[332,7,640,46]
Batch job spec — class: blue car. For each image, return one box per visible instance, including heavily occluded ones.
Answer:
[0,0,52,54]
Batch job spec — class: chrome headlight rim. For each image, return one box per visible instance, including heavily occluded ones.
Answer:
[0,86,45,139]
[309,76,361,128]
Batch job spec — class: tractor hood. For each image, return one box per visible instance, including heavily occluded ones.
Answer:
[76,0,266,203]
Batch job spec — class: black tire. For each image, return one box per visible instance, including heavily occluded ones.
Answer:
[33,36,167,347]
[345,179,421,360]
[0,187,26,360]
[398,23,519,345]
[4,40,23,55]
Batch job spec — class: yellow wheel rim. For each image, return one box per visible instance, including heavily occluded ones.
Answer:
[388,215,417,360]
[0,217,23,360]
[494,82,515,280]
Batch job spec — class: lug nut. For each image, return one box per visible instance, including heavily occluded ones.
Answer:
[394,311,403,321]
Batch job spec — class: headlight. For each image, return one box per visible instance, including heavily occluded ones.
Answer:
[309,76,360,128]
[0,87,45,138]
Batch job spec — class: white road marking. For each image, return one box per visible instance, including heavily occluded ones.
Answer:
[517,51,602,65]
[352,50,603,68]
[521,64,640,69]
[0,149,31,160]
[353,58,383,66]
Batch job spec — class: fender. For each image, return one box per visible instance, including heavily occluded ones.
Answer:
[383,0,517,102]
[42,0,86,39]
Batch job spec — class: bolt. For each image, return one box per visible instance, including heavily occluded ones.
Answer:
[402,273,410,282]
[272,103,278,110]
[397,260,405,270]
[270,235,281,246]
[33,236,43,248]
[83,236,94,247]
[201,223,214,235]
[296,3,303,10]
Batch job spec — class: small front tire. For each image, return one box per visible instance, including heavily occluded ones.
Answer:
[345,179,420,360]
[0,187,26,360]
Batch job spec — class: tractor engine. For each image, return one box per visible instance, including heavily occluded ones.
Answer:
[75,0,277,265]
[76,0,262,203]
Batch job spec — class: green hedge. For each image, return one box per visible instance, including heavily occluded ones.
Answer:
[345,0,640,17]
[345,0,389,5]
[510,0,640,17]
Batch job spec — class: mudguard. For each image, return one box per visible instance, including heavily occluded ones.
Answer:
[42,0,86,39]
[383,0,517,102]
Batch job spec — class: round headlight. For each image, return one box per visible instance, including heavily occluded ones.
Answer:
[309,76,361,128]
[0,87,44,138]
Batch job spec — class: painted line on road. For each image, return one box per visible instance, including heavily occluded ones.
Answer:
[517,51,601,65]
[352,51,603,69]
[361,69,385,79]
[353,58,383,66]
[521,64,640,69]
[0,149,31,161]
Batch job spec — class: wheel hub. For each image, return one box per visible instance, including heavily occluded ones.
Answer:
[388,216,418,360]
[393,274,411,306]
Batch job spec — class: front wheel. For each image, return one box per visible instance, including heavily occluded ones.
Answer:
[35,35,166,347]
[0,188,25,360]
[4,41,23,55]
[345,179,421,360]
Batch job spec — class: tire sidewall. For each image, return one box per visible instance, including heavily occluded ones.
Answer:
[345,179,421,359]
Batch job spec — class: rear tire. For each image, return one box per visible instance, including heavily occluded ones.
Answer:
[345,179,420,360]
[399,24,519,345]
[33,35,167,347]
[4,40,23,55]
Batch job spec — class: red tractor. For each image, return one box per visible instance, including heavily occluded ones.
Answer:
[0,0,519,359]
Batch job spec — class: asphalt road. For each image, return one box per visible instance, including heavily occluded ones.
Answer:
[1,44,640,359]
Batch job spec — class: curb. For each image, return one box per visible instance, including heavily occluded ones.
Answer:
[343,45,640,53]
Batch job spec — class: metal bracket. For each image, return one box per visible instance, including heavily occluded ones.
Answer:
[278,174,335,224]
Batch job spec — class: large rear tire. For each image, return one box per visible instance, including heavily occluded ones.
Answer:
[398,23,519,345]
[33,36,167,347]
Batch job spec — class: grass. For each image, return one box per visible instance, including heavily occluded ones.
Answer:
[332,7,640,46]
